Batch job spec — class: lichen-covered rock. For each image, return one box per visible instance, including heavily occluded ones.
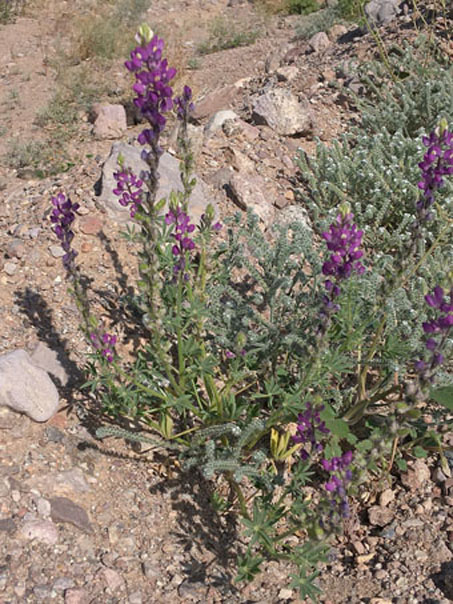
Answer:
[252,88,313,136]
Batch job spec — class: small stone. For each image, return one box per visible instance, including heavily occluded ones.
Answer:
[81,241,92,253]
[4,261,17,275]
[204,110,239,138]
[0,517,16,533]
[356,552,375,565]
[368,505,394,527]
[7,239,26,259]
[401,459,431,490]
[19,519,58,544]
[142,561,160,579]
[53,577,75,591]
[352,540,365,555]
[36,497,51,517]
[64,588,90,604]
[49,244,65,258]
[309,32,331,53]
[50,496,93,533]
[252,88,313,136]
[328,24,348,40]
[102,567,125,592]
[276,66,299,82]
[379,488,395,507]
[278,588,293,600]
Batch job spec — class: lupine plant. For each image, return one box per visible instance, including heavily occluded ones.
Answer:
[51,25,453,600]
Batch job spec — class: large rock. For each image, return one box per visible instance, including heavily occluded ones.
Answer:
[98,143,217,225]
[191,80,248,121]
[308,32,331,53]
[91,104,127,140]
[252,89,313,136]
[365,0,400,25]
[228,173,275,225]
[30,341,69,387]
[0,350,59,422]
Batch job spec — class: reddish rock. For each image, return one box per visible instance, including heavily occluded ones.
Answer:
[92,103,127,139]
[79,215,103,235]
[191,82,246,121]
[50,496,93,533]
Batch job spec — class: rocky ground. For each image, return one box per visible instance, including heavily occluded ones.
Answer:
[1,0,453,602]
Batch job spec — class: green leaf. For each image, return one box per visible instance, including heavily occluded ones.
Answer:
[323,417,350,439]
[430,385,453,410]
[412,445,428,458]
[396,458,407,471]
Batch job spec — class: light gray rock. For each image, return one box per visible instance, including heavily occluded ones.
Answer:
[30,341,69,386]
[64,588,90,604]
[0,350,59,422]
[228,173,275,225]
[252,89,313,136]
[19,519,58,544]
[276,66,299,82]
[308,32,331,53]
[204,110,239,137]
[92,103,127,139]
[99,143,217,225]
[365,0,400,25]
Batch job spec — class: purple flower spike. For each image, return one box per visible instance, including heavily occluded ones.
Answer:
[113,169,144,218]
[292,401,330,460]
[416,285,453,380]
[165,206,196,279]
[90,332,117,363]
[174,85,195,122]
[417,127,453,222]
[126,34,176,144]
[321,212,365,313]
[322,451,354,519]
[50,193,80,274]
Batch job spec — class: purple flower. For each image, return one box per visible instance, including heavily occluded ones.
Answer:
[125,34,176,144]
[321,450,354,519]
[90,332,117,363]
[50,193,80,273]
[417,127,453,221]
[165,206,196,278]
[174,85,195,122]
[321,212,365,312]
[416,285,453,380]
[113,169,144,218]
[292,401,330,460]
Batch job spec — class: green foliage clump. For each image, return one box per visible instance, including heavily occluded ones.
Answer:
[296,6,344,39]
[287,0,320,15]
[336,0,365,20]
[198,17,260,55]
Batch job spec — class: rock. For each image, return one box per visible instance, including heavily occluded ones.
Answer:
[401,459,431,490]
[102,568,125,592]
[30,341,69,387]
[92,103,127,139]
[178,579,208,599]
[50,496,93,533]
[308,32,331,53]
[228,173,275,225]
[365,0,400,25]
[27,467,91,496]
[204,110,239,138]
[53,577,75,591]
[0,517,16,533]
[275,204,311,230]
[368,505,394,527]
[129,592,143,604]
[79,214,104,235]
[328,24,348,40]
[276,66,299,82]
[0,349,60,422]
[64,588,90,604]
[379,488,395,507]
[49,244,65,258]
[19,519,58,544]
[191,82,246,121]
[99,143,217,226]
[7,238,26,259]
[252,89,313,136]
[3,261,17,275]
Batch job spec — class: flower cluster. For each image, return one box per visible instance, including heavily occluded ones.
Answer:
[321,212,365,311]
[415,285,453,378]
[90,332,117,363]
[50,193,80,273]
[165,207,196,277]
[417,127,453,221]
[113,169,144,218]
[125,32,176,145]
[321,451,353,519]
[292,402,330,460]
[174,85,195,122]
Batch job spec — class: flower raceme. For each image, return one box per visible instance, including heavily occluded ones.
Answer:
[113,169,144,218]
[292,402,330,460]
[321,451,353,519]
[50,193,80,273]
[417,127,453,221]
[90,332,117,363]
[165,206,196,278]
[321,212,365,311]
[125,31,176,145]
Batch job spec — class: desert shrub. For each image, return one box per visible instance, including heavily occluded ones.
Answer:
[287,0,320,15]
[197,16,260,55]
[50,25,453,600]
[295,6,344,39]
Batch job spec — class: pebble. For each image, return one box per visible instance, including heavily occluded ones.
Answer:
[379,488,395,507]
[50,496,93,533]
[64,588,90,604]
[49,245,65,258]
[368,505,394,527]
[19,519,59,545]
[4,261,17,275]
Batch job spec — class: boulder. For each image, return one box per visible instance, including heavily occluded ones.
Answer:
[91,104,127,139]
[0,349,59,422]
[252,88,313,136]
[308,32,331,53]
[98,143,217,225]
[365,0,401,25]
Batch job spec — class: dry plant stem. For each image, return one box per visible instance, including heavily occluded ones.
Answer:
[387,435,399,474]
